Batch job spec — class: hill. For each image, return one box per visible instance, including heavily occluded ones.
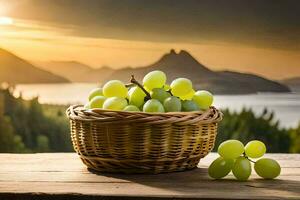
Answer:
[105,50,290,94]
[0,48,69,84]
[282,77,300,92]
[37,61,114,83]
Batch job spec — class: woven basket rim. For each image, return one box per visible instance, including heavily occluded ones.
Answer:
[66,105,223,125]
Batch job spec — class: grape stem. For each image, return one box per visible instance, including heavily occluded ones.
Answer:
[247,157,256,163]
[125,83,135,88]
[130,75,151,101]
[243,153,256,163]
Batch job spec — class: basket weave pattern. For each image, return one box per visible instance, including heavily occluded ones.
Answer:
[67,105,222,174]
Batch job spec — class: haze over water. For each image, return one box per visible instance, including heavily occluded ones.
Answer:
[15,83,300,129]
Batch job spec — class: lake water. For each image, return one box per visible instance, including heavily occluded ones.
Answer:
[14,83,300,128]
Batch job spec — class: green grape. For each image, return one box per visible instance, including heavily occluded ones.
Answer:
[245,140,266,158]
[103,97,128,111]
[128,86,146,107]
[123,105,140,112]
[89,96,107,109]
[88,88,103,101]
[103,80,128,98]
[232,157,252,181]
[143,70,166,91]
[180,89,195,100]
[192,90,213,110]
[84,103,90,109]
[254,158,281,179]
[144,86,152,93]
[182,100,200,111]
[218,140,244,159]
[163,84,171,91]
[208,157,235,179]
[163,96,181,112]
[170,78,193,97]
[151,88,171,103]
[143,99,165,113]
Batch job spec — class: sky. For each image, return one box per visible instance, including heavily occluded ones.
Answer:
[0,0,299,79]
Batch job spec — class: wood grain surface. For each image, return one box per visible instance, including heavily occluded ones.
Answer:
[0,153,299,200]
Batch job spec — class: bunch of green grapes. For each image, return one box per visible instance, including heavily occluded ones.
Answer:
[85,80,129,111]
[84,70,214,112]
[209,140,281,181]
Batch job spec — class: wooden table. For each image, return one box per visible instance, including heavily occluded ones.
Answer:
[0,153,299,200]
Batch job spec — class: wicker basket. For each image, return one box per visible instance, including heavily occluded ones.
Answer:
[66,105,222,174]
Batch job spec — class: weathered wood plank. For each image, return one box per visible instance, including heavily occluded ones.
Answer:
[0,153,299,200]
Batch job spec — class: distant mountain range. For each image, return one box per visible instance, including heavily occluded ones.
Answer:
[0,48,69,84]
[282,77,300,92]
[0,48,291,94]
[99,50,290,94]
[37,61,113,83]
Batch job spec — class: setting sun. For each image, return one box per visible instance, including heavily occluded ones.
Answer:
[0,16,13,25]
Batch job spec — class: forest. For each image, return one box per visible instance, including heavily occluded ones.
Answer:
[0,87,299,153]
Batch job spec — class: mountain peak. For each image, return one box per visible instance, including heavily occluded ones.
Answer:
[169,49,177,55]
[178,49,191,56]
[163,49,202,62]
[166,49,194,57]
[153,49,212,72]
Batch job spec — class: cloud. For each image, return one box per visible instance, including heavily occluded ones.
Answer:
[3,0,300,50]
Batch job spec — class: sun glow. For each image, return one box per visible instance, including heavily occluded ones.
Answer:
[0,16,14,25]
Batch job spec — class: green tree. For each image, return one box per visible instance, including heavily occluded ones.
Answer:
[216,108,291,153]
[1,88,72,153]
[0,115,26,152]
[36,135,50,152]
[289,123,300,153]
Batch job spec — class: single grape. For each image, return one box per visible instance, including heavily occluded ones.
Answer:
[192,90,213,110]
[180,89,195,100]
[218,140,245,159]
[170,78,193,97]
[182,100,200,111]
[232,156,252,181]
[123,105,140,112]
[128,86,146,107]
[163,96,181,112]
[88,88,103,101]
[143,99,165,113]
[84,103,90,109]
[245,140,266,158]
[163,84,171,91]
[103,97,128,111]
[143,70,166,91]
[208,157,235,179]
[103,80,128,98]
[89,96,107,109]
[254,158,281,179]
[151,88,171,103]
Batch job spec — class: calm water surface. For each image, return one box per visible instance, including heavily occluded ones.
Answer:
[15,83,300,128]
